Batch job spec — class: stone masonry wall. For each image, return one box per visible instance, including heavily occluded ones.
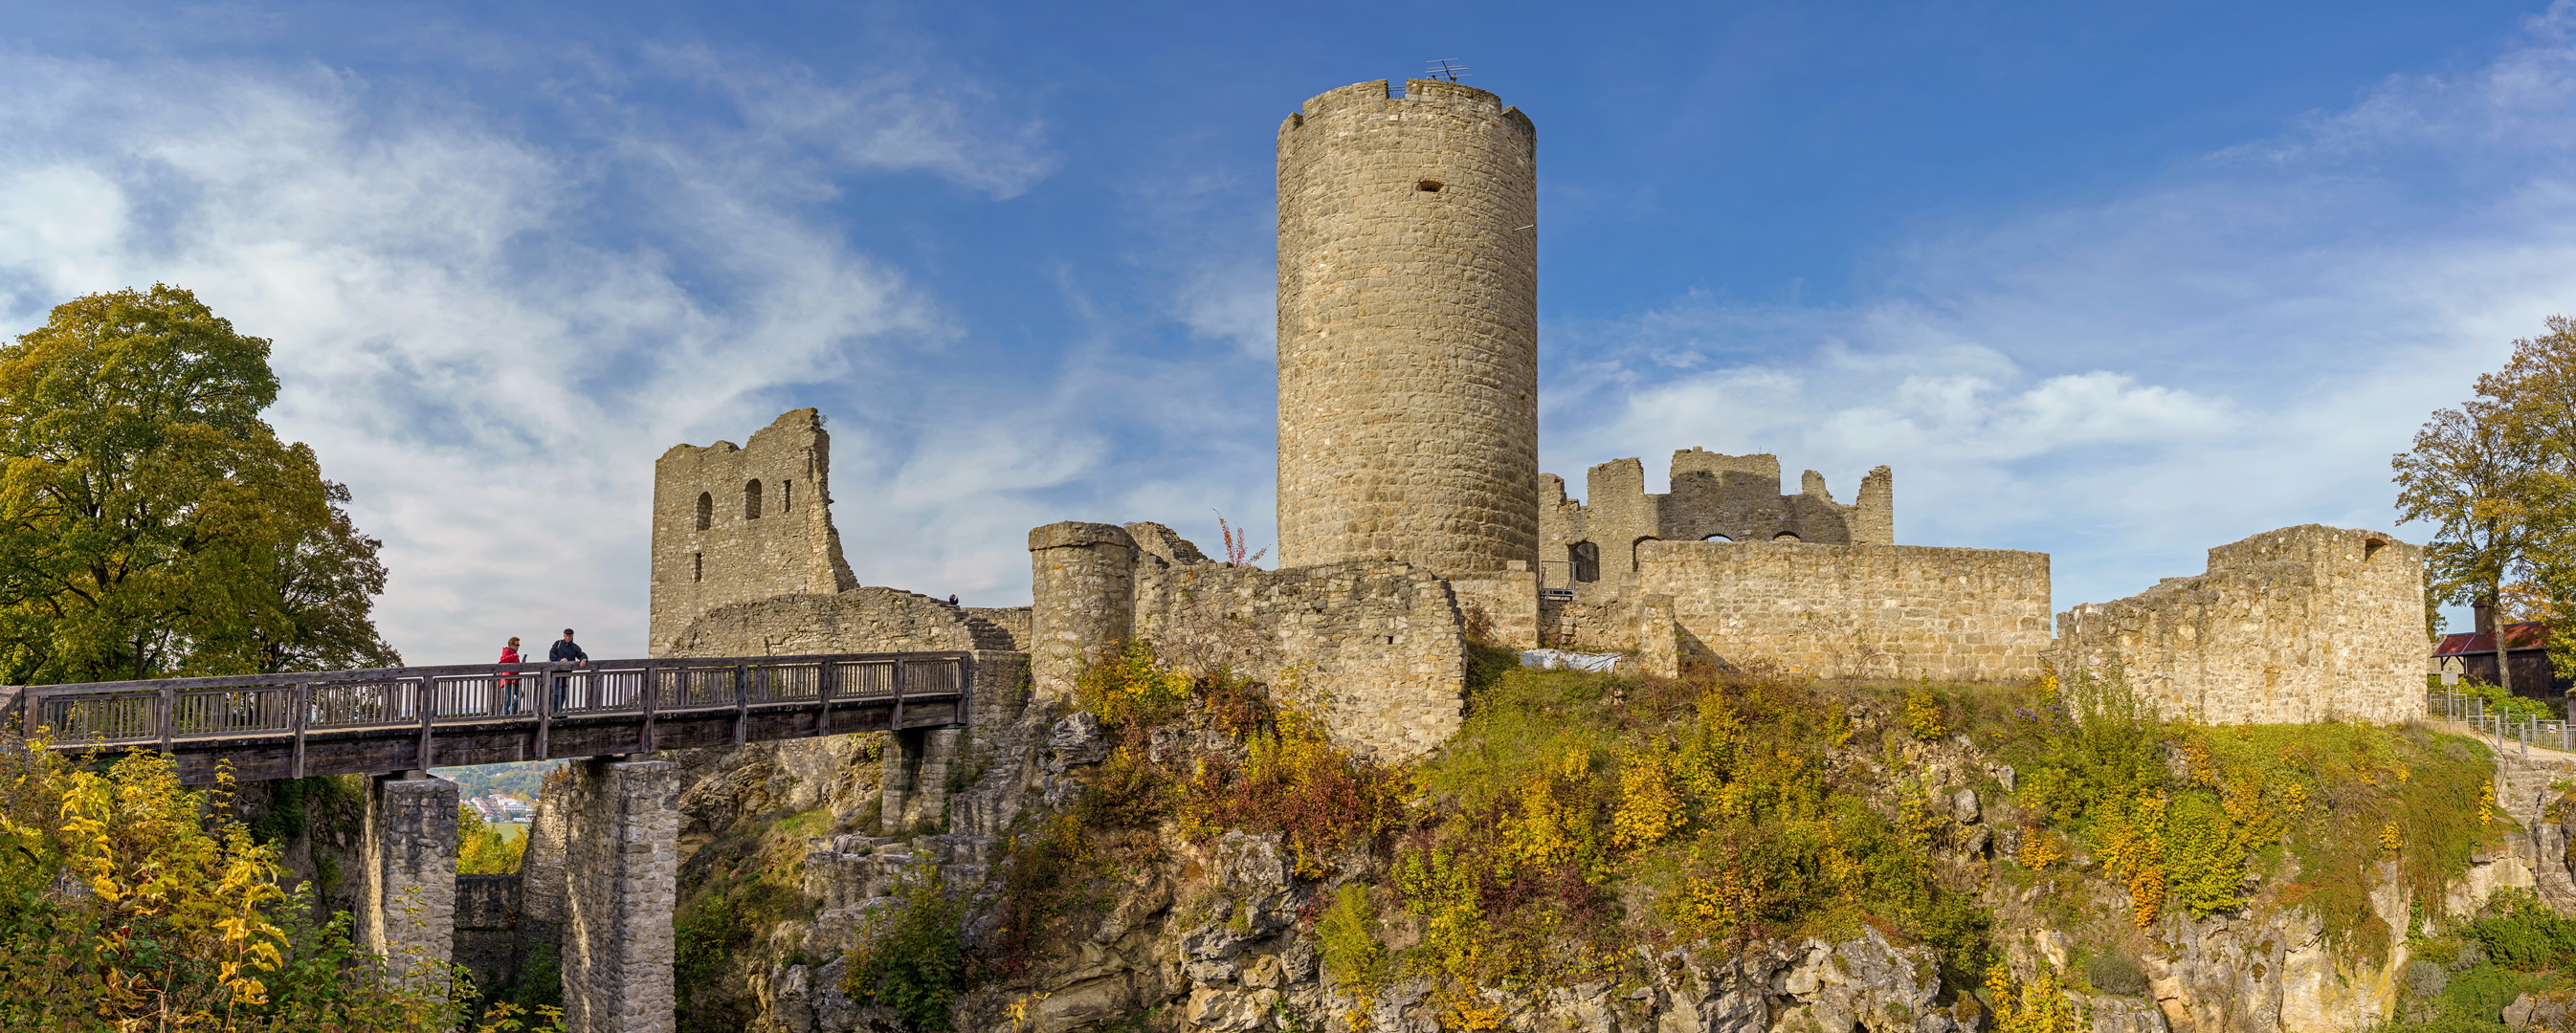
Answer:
[1540,451,1894,588]
[559,758,680,1033]
[1449,569,1540,650]
[1128,554,1468,761]
[649,408,859,653]
[1636,540,2053,682]
[1276,79,1539,577]
[662,586,1020,659]
[1029,520,1470,760]
[2053,524,2427,725]
[360,775,458,981]
[455,874,521,1000]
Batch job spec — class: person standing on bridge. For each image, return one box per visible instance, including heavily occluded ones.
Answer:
[550,628,588,667]
[499,636,523,714]
[548,629,588,713]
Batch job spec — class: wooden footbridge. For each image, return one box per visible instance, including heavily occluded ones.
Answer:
[12,651,975,784]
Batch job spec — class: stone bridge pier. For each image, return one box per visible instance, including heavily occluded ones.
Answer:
[359,772,460,983]
[525,757,683,1033]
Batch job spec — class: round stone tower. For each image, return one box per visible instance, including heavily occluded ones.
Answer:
[1275,78,1539,576]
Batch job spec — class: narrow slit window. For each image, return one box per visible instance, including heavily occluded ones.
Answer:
[782,479,793,512]
[693,552,702,582]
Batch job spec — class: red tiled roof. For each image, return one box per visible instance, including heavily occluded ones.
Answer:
[2434,621,2553,656]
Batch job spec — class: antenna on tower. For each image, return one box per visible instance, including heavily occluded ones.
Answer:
[1425,58,1470,82]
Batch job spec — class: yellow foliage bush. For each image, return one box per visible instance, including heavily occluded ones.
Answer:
[1904,684,1947,741]
[2013,828,2065,870]
[0,741,540,1031]
[1074,641,1193,729]
[1987,964,2085,1033]
[1610,748,1685,853]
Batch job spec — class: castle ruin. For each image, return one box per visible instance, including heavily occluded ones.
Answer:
[643,78,2431,766]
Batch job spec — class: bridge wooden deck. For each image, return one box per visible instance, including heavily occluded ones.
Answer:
[12,651,974,784]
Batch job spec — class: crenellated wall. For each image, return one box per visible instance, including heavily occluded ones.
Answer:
[1541,451,1895,589]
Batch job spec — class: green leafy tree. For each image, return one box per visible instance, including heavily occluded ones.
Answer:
[0,285,396,684]
[2473,318,2576,682]
[2394,399,2539,690]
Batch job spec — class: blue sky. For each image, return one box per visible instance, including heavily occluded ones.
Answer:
[0,0,2566,662]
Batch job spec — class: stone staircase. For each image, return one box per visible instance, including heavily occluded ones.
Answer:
[2434,720,2576,912]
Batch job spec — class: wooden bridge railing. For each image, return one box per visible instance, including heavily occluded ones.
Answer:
[11,651,973,780]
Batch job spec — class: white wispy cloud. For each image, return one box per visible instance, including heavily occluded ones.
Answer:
[1546,2,2576,614]
[0,51,1048,663]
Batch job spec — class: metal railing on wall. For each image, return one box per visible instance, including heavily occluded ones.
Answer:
[2426,688,2572,758]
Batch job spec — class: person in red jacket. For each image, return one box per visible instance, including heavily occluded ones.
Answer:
[499,636,523,714]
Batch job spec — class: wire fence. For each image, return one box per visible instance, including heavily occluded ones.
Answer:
[2427,688,2572,758]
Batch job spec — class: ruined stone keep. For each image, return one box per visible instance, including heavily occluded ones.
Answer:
[1276,79,1540,578]
[647,408,858,655]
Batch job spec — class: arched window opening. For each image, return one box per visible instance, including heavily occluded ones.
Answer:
[782,479,793,512]
[1632,536,1661,571]
[695,492,713,531]
[693,552,703,582]
[1701,534,1733,542]
[1568,541,1600,583]
[745,479,764,520]
[1774,533,1802,542]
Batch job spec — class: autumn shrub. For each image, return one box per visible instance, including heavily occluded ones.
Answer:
[1316,884,1388,1000]
[983,814,1098,978]
[1076,642,1192,731]
[841,876,967,1031]
[1176,710,1409,876]
[674,810,815,1033]
[1376,659,1989,1009]
[1986,964,2084,1033]
[1074,745,1170,829]
[2004,671,2499,958]
[1904,683,1948,741]
[0,740,536,1031]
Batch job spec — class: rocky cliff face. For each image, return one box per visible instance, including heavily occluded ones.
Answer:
[652,688,2569,1033]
